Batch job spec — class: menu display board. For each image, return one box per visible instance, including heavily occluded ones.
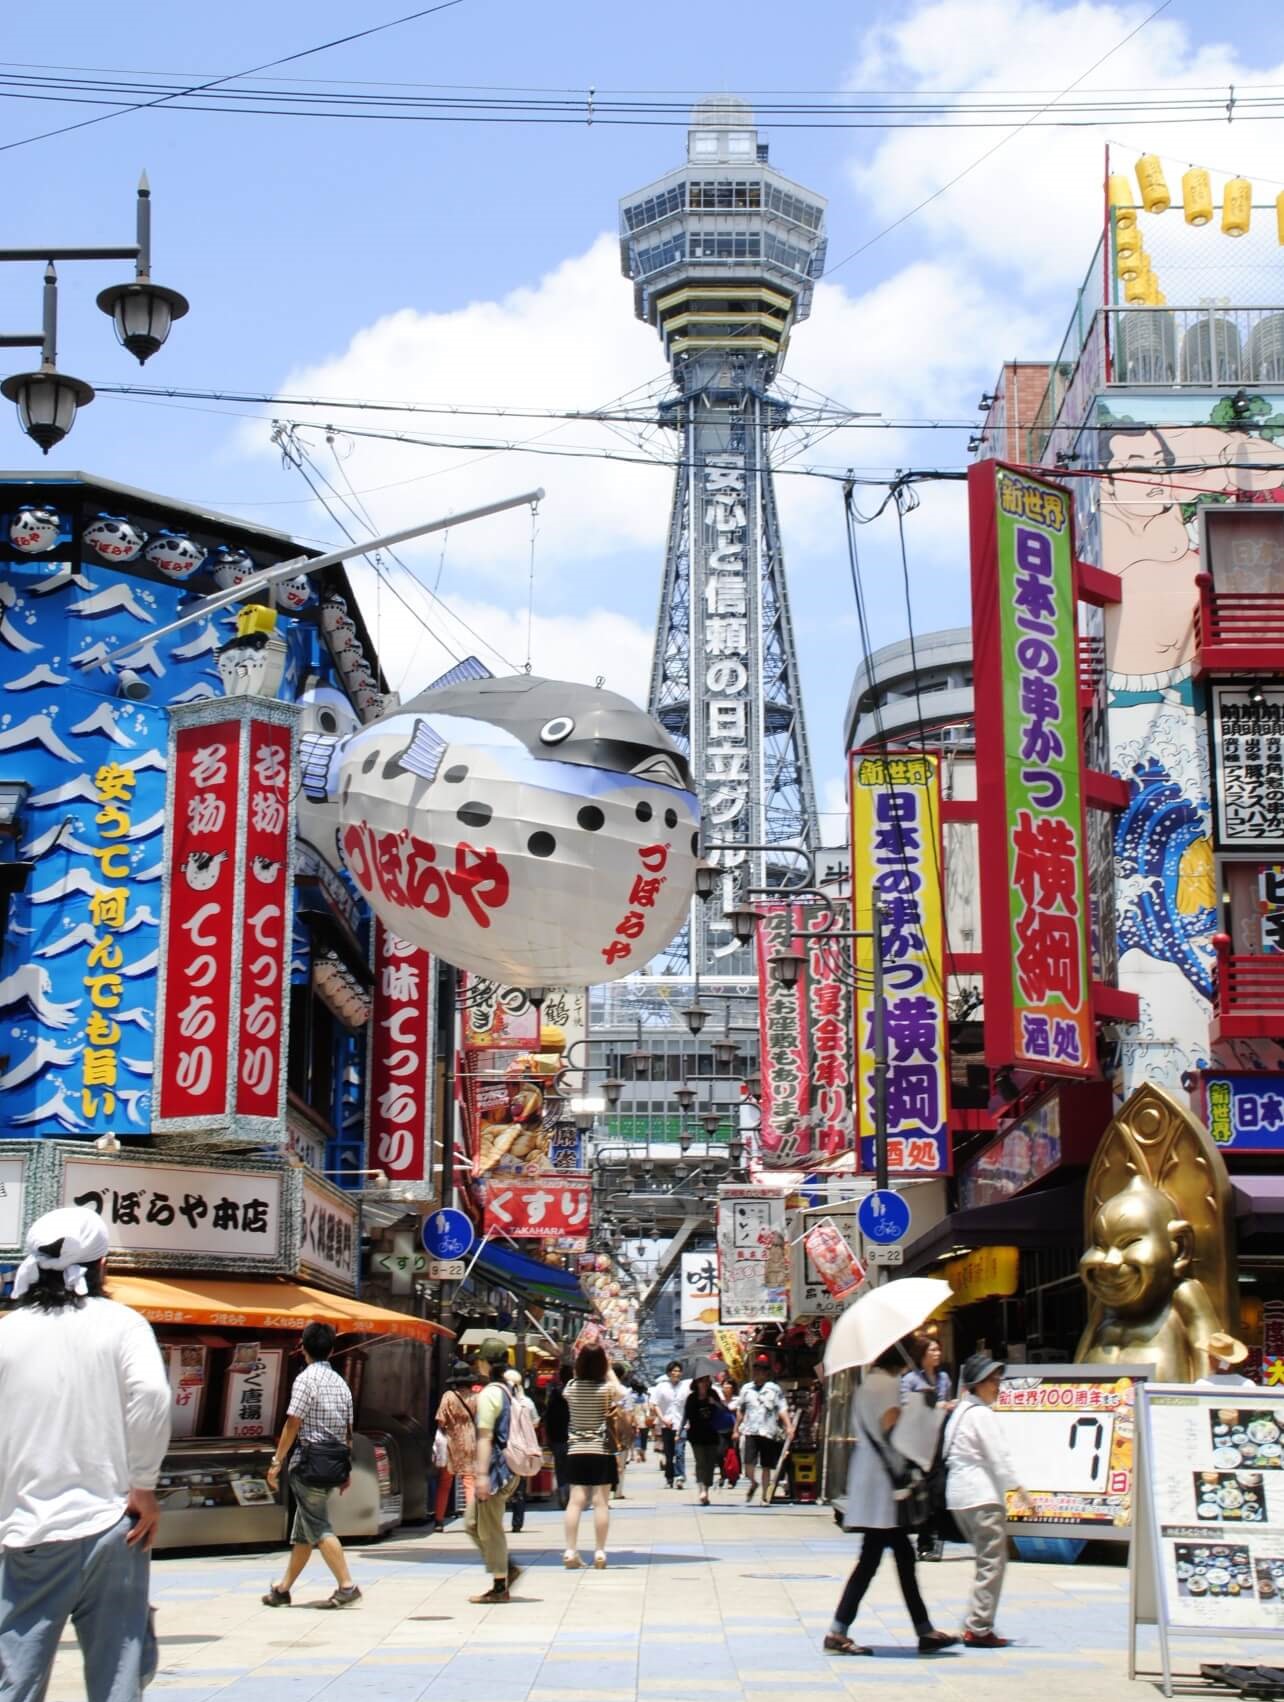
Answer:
[993,1364,1146,1539]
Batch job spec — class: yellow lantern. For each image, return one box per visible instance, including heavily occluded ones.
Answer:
[1182,167,1213,227]
[1277,190,1284,245]
[1223,178,1252,237]
[1144,275,1164,306]
[1125,270,1151,305]
[1136,154,1171,214]
[1115,224,1142,263]
[1108,173,1137,230]
[1116,247,1143,283]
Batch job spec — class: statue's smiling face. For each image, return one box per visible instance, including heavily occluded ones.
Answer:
[1080,1180,1190,1314]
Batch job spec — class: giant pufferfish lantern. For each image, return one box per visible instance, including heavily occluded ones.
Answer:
[299,659,699,986]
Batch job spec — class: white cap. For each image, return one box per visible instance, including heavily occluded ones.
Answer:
[11,1206,110,1301]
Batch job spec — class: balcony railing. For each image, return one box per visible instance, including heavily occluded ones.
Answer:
[1033,304,1284,461]
[1212,935,1284,1042]
[1194,572,1284,676]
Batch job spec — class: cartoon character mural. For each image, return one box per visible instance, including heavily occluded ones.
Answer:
[0,491,359,1140]
[1099,400,1284,1089]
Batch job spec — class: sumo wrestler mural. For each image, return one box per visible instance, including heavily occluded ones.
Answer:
[1099,402,1284,1089]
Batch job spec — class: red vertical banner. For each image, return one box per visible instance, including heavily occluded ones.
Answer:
[367,921,434,1186]
[755,905,809,1167]
[157,721,244,1123]
[803,904,855,1163]
[236,720,293,1119]
[155,700,299,1138]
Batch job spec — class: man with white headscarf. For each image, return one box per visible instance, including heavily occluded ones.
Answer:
[0,1206,171,1702]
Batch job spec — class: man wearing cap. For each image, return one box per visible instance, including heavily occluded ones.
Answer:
[465,1337,522,1604]
[733,1355,789,1505]
[943,1353,1032,1649]
[0,1206,171,1702]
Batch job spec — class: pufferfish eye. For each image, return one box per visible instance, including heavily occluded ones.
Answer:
[540,716,575,744]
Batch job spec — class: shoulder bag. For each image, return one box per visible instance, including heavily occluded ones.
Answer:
[858,1412,931,1532]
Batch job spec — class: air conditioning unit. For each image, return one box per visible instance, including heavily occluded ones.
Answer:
[1180,316,1242,385]
[1116,309,1176,384]
[1247,313,1284,384]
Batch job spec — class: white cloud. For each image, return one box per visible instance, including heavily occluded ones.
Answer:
[846,0,1284,292]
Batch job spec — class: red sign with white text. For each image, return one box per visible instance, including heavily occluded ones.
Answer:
[484,1174,592,1240]
[366,922,434,1185]
[157,721,243,1122]
[236,720,293,1118]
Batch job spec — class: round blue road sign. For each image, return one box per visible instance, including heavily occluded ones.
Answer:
[857,1189,912,1245]
[422,1207,475,1261]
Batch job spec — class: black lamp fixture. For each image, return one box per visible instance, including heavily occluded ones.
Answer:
[674,1083,696,1112]
[744,1070,763,1100]
[1251,682,1266,706]
[711,1035,740,1067]
[95,175,189,364]
[626,1045,654,1079]
[682,1003,710,1036]
[602,1077,624,1108]
[724,900,759,945]
[693,859,720,902]
[701,1110,722,1138]
[770,944,808,988]
[728,1136,745,1167]
[525,985,547,1013]
[679,1127,694,1154]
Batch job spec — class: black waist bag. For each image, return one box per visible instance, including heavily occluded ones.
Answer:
[296,1437,352,1488]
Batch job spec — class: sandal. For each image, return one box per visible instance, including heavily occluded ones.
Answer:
[563,1550,583,1569]
[593,1551,608,1569]
[261,1584,291,1607]
[824,1634,872,1656]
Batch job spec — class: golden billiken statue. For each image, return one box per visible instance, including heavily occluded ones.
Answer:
[1075,1083,1237,1382]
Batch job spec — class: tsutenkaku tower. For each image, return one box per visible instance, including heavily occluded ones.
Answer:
[620,97,824,975]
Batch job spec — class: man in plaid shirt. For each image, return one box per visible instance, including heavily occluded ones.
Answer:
[262,1323,361,1609]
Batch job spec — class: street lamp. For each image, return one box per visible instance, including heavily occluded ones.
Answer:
[693,860,721,901]
[602,1077,624,1108]
[769,944,808,987]
[701,1111,722,1138]
[724,900,760,945]
[0,175,188,450]
[711,1036,740,1067]
[682,1003,710,1036]
[674,1084,696,1112]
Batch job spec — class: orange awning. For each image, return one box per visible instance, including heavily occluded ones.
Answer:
[107,1274,451,1347]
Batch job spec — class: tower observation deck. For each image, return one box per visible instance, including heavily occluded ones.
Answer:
[620,97,825,975]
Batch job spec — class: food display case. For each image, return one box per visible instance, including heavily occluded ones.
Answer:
[155,1439,283,1549]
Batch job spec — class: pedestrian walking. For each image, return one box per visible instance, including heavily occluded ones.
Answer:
[900,1336,955,1559]
[465,1337,523,1604]
[944,1352,1031,1648]
[0,1206,171,1702]
[503,1369,539,1532]
[610,1362,637,1498]
[649,1360,690,1488]
[684,1374,731,1505]
[263,1321,361,1609]
[432,1362,478,1529]
[733,1355,788,1503]
[544,1362,573,1509]
[825,1342,958,1658]
[562,1342,623,1570]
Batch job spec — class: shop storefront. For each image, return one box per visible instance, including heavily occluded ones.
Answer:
[0,1142,449,1547]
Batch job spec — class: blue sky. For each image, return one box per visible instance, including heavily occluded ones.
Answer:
[1,0,1280,836]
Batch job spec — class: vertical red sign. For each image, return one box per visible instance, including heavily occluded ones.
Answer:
[157,721,243,1122]
[366,921,434,1185]
[236,720,293,1118]
[755,905,810,1167]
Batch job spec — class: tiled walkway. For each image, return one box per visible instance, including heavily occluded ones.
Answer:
[47,1459,1282,1700]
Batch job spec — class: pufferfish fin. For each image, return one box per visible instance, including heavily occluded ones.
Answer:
[423,654,491,692]
[394,719,447,783]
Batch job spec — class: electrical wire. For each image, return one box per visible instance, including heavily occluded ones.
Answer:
[824,0,1175,277]
[0,1,466,155]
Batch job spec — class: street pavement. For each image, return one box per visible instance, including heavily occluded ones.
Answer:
[47,1456,1282,1701]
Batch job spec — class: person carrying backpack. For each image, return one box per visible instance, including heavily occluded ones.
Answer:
[465,1337,538,1604]
[561,1342,624,1570]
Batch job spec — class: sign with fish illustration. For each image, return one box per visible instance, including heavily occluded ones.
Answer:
[300,662,700,986]
[154,698,298,1141]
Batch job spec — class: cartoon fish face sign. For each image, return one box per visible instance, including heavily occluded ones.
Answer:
[9,505,63,554]
[212,546,256,591]
[83,514,146,562]
[319,671,700,986]
[182,848,229,891]
[274,574,313,613]
[251,853,283,884]
[145,530,206,582]
[320,597,355,638]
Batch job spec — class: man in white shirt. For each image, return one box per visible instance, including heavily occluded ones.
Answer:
[733,1355,789,1503]
[649,1361,690,1488]
[944,1353,1032,1649]
[0,1206,171,1702]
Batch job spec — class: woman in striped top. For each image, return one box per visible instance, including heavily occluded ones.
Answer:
[562,1342,621,1570]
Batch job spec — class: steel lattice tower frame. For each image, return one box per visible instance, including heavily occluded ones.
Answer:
[620,97,824,976]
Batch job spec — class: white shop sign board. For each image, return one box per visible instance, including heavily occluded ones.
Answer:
[1130,1383,1284,1696]
[0,1158,26,1253]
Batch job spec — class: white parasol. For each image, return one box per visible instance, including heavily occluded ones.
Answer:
[822,1278,952,1377]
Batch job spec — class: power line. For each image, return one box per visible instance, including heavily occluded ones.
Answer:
[0,0,465,155]
[824,0,1175,277]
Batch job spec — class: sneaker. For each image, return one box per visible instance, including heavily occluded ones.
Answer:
[469,1584,511,1605]
[675,1477,685,1489]
[963,1631,1013,1648]
[261,1584,291,1607]
[918,1630,960,1653]
[324,1585,362,1610]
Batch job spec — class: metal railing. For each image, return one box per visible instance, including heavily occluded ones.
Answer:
[1194,572,1284,672]
[1033,304,1284,461]
[1213,936,1284,1040]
